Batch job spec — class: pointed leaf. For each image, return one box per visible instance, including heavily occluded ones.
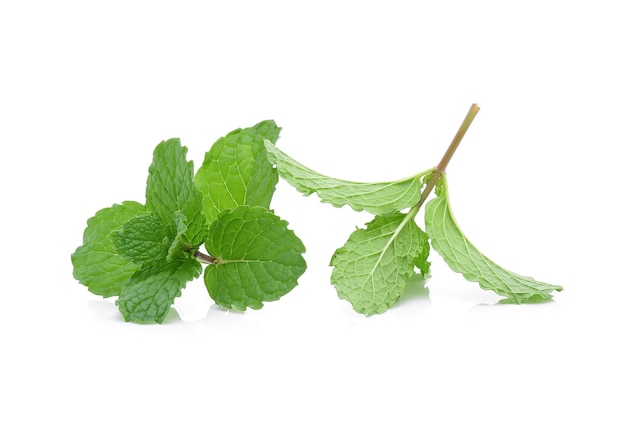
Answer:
[425,175,563,303]
[146,138,207,247]
[203,206,306,310]
[195,121,281,224]
[117,257,202,323]
[265,140,433,215]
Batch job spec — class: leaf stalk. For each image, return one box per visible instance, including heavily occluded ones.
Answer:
[194,250,217,264]
[412,103,480,213]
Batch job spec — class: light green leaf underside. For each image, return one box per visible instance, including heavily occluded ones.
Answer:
[203,206,306,311]
[71,201,149,297]
[265,140,433,216]
[117,257,202,323]
[146,138,207,247]
[195,120,281,225]
[330,212,430,315]
[425,175,563,304]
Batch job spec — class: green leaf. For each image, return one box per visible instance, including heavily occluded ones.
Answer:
[425,175,563,303]
[112,213,170,265]
[195,120,281,224]
[71,201,149,297]
[166,211,192,261]
[203,206,306,310]
[265,140,433,215]
[146,138,207,247]
[117,257,202,323]
[330,212,430,315]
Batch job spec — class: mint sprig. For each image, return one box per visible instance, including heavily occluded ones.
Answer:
[73,108,562,322]
[267,104,562,313]
[72,121,306,323]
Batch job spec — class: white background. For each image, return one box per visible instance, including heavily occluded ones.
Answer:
[2,1,624,440]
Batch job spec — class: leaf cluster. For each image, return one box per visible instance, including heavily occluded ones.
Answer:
[265,121,562,314]
[72,121,306,323]
[73,109,563,322]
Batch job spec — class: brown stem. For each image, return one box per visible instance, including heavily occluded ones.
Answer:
[413,103,480,213]
[194,250,217,264]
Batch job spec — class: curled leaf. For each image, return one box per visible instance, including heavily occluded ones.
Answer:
[425,175,562,303]
[265,140,432,216]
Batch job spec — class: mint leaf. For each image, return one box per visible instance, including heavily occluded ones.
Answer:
[72,201,148,297]
[112,213,170,265]
[166,211,192,261]
[195,121,281,224]
[117,257,202,323]
[265,140,432,215]
[330,212,430,314]
[146,138,207,248]
[203,206,306,310]
[425,175,563,303]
